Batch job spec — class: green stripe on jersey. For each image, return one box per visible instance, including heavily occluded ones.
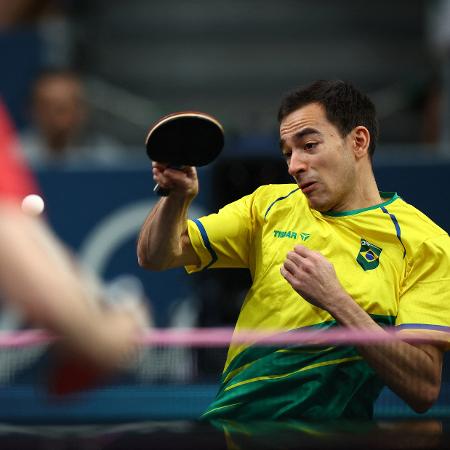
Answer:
[203,316,394,421]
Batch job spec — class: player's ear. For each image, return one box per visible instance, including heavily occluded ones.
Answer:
[352,126,370,160]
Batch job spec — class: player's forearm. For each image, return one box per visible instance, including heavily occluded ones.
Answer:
[34,277,138,370]
[137,195,192,270]
[0,212,138,369]
[328,294,442,413]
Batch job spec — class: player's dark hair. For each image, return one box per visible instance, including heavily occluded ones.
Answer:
[278,80,379,158]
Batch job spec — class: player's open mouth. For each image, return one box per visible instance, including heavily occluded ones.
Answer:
[300,181,317,194]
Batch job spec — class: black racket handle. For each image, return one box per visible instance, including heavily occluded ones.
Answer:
[153,183,171,197]
[153,165,185,197]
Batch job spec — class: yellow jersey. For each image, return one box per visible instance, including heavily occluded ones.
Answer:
[186,184,450,420]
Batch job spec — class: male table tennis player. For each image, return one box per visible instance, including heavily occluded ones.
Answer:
[138,80,450,420]
[0,98,143,373]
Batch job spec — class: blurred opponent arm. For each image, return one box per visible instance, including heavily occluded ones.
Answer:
[0,201,143,370]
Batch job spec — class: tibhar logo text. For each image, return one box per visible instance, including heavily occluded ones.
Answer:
[273,230,297,239]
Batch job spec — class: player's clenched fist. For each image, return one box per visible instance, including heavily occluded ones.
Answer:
[152,162,199,197]
[280,245,344,311]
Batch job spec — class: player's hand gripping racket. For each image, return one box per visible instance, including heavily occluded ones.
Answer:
[145,111,224,196]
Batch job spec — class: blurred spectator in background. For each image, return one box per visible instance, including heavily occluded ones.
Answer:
[20,70,125,167]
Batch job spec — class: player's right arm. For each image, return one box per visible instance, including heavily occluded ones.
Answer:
[137,162,201,270]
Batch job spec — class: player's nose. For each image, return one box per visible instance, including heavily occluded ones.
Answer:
[287,151,308,177]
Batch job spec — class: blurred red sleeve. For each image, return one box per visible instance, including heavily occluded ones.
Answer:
[0,98,40,203]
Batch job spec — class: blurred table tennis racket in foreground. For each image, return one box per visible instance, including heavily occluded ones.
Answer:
[46,282,151,398]
[47,347,110,396]
[145,111,224,196]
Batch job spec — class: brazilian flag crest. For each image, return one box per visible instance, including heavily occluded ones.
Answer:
[357,238,382,271]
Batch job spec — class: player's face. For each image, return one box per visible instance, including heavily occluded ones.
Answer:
[279,103,357,212]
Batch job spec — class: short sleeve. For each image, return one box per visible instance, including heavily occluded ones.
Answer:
[185,193,255,273]
[396,234,450,348]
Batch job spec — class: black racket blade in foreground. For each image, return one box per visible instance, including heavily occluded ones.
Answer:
[145,111,224,196]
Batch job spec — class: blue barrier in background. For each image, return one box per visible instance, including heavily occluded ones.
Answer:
[373,162,450,231]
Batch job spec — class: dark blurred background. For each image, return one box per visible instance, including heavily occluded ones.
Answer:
[0,0,450,422]
[1,0,449,151]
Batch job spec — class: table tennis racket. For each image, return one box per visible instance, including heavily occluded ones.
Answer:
[46,345,111,397]
[145,111,224,196]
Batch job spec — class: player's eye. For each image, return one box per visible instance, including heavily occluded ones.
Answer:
[304,142,317,151]
[283,151,292,162]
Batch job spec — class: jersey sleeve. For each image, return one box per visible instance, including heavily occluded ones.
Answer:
[396,234,450,348]
[185,192,256,273]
